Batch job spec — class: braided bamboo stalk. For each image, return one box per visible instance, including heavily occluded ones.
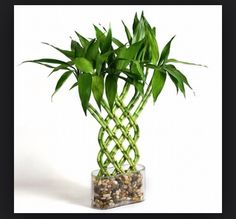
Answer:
[88,68,152,177]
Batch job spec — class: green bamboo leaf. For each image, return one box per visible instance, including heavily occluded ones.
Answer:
[122,21,132,44]
[93,25,105,40]
[176,69,192,89]
[22,61,54,68]
[118,69,142,80]
[51,70,72,100]
[137,43,147,61]
[168,74,179,94]
[86,40,99,61]
[158,35,175,66]
[127,39,144,58]
[177,80,186,97]
[78,73,92,115]
[132,17,145,44]
[71,40,78,51]
[112,37,124,47]
[116,40,144,69]
[152,27,156,36]
[114,59,144,80]
[48,61,74,77]
[131,61,144,80]
[94,50,113,75]
[142,13,152,30]
[75,31,89,48]
[69,82,78,90]
[115,46,127,67]
[71,40,84,57]
[151,69,166,102]
[166,58,207,67]
[105,74,117,110]
[101,27,112,53]
[165,65,187,96]
[93,25,108,55]
[165,64,192,89]
[85,38,96,49]
[101,50,113,61]
[42,42,74,59]
[92,75,104,110]
[95,54,103,75]
[74,57,93,73]
[23,58,71,66]
[164,65,182,81]
[146,28,159,64]
[132,12,139,34]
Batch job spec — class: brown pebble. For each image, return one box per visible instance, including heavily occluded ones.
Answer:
[92,170,144,209]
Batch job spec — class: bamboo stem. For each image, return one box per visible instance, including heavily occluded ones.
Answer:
[101,99,140,173]
[96,83,130,175]
[97,91,141,176]
[88,104,124,174]
[88,67,153,176]
[133,83,152,120]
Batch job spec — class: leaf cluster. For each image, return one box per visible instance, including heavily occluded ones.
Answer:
[23,12,206,115]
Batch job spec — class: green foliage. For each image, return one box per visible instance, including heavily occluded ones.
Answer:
[105,74,117,110]
[74,57,93,73]
[51,70,73,100]
[151,68,166,102]
[158,36,175,66]
[92,75,104,110]
[78,73,92,115]
[122,21,132,44]
[23,12,206,114]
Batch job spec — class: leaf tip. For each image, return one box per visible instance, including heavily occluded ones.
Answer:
[18,61,25,66]
[152,97,157,104]
[141,11,144,18]
[51,93,55,102]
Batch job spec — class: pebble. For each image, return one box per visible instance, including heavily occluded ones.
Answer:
[92,171,144,209]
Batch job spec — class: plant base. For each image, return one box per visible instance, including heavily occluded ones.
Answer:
[91,164,145,209]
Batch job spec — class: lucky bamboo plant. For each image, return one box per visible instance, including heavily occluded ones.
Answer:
[23,12,205,209]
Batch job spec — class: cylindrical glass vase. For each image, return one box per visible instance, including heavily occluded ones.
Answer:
[91,164,145,209]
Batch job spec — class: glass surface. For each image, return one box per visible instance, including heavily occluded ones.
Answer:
[91,164,145,209]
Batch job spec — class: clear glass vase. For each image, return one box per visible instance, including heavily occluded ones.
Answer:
[91,164,145,209]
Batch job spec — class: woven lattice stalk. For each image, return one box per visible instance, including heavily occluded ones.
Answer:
[88,79,152,177]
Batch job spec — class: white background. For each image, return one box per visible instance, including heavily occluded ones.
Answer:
[14,5,222,213]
